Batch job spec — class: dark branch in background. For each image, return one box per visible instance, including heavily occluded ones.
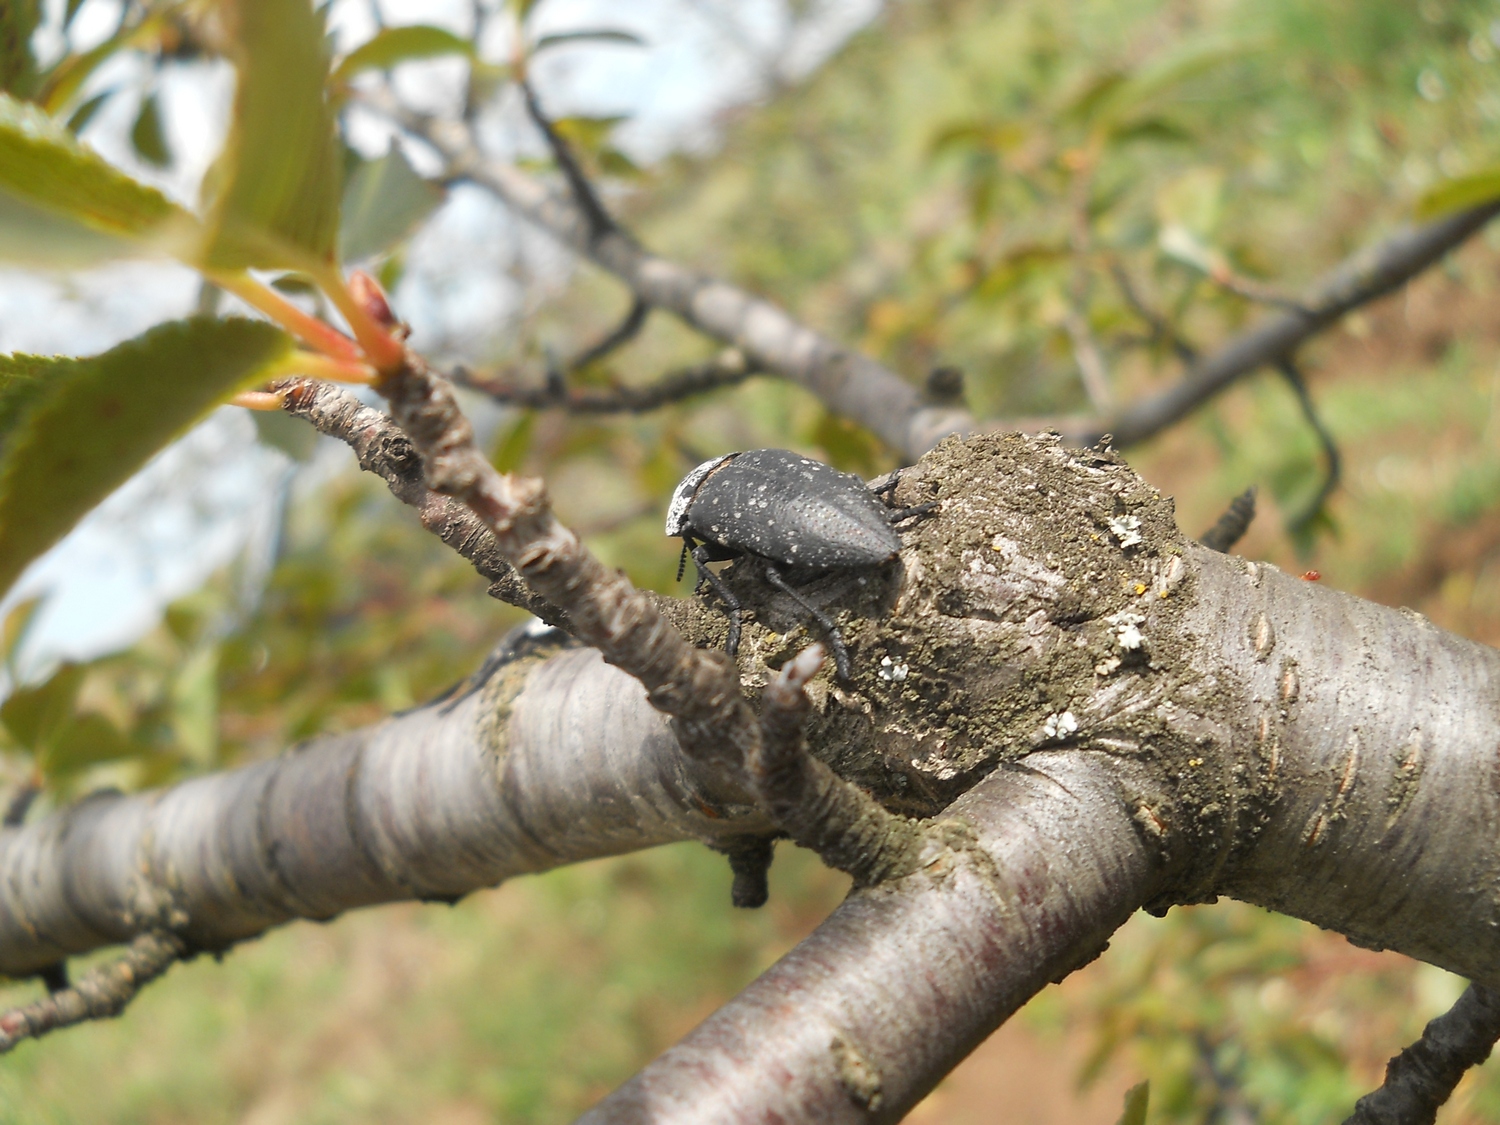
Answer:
[1109,261,1200,366]
[519,78,622,245]
[2,782,38,828]
[1343,984,1500,1125]
[1277,357,1342,539]
[0,932,184,1054]
[272,377,572,630]
[566,295,649,372]
[1199,488,1257,554]
[453,347,757,413]
[1094,202,1500,448]
[373,92,972,462]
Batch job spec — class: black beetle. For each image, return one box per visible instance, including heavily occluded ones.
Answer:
[666,449,933,681]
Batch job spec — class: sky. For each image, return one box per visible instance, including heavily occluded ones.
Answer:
[0,0,882,681]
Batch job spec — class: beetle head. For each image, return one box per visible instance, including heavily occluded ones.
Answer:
[665,453,737,537]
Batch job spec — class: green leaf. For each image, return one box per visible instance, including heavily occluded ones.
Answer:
[330,25,476,86]
[252,407,319,462]
[339,144,444,262]
[1416,167,1500,220]
[1115,1081,1149,1125]
[0,662,84,750]
[532,29,644,54]
[0,318,295,598]
[46,711,133,777]
[130,92,171,167]
[200,0,341,270]
[1,595,42,670]
[551,114,629,154]
[1092,37,1263,132]
[65,88,113,134]
[0,0,39,96]
[491,412,535,473]
[0,91,190,262]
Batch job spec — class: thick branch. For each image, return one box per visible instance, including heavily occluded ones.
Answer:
[578,752,1167,1124]
[0,647,760,975]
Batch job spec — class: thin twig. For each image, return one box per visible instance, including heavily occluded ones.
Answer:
[454,348,757,413]
[273,377,571,629]
[752,645,927,886]
[372,91,968,461]
[566,295,649,372]
[519,78,620,245]
[1109,260,1200,365]
[0,931,185,1054]
[1277,357,1341,539]
[371,350,760,769]
[1343,984,1500,1125]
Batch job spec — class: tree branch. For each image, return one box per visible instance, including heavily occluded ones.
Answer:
[388,103,973,462]
[578,752,1168,1124]
[453,347,757,413]
[1093,203,1500,447]
[274,377,570,628]
[0,931,184,1053]
[0,644,762,975]
[1343,984,1500,1125]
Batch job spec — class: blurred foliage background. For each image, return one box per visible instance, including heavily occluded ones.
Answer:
[5,0,1500,1120]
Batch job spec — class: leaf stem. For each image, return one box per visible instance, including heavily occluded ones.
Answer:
[209,272,363,364]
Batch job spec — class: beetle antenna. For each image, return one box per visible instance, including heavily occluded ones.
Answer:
[676,541,689,583]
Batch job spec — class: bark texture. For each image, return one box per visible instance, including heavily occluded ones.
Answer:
[577,752,1166,1124]
[2,434,1499,1119]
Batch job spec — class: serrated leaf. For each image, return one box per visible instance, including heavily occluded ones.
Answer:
[0,191,141,266]
[1416,168,1500,220]
[130,92,171,167]
[339,144,443,261]
[0,91,190,262]
[0,318,294,598]
[330,25,476,86]
[0,0,39,96]
[1115,1081,1149,1125]
[532,29,644,54]
[0,662,84,750]
[201,0,341,270]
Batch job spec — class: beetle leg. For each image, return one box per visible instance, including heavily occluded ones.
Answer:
[870,470,903,500]
[887,500,940,526]
[691,544,743,656]
[761,563,852,683]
